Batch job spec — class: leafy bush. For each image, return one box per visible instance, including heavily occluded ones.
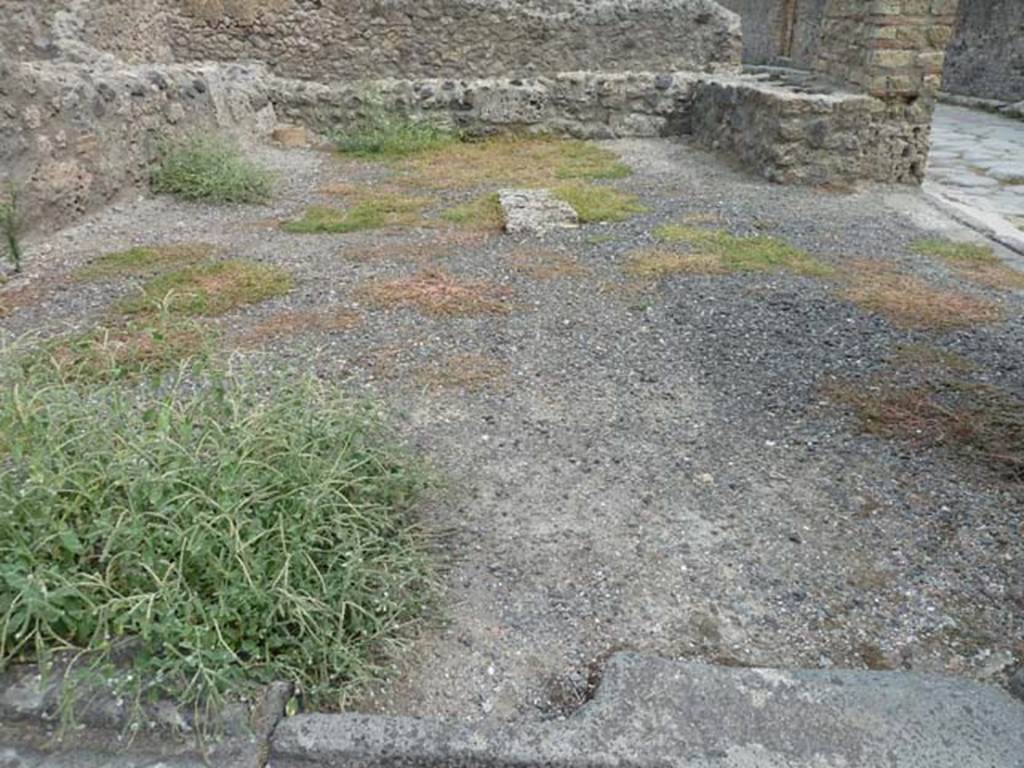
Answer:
[332,105,456,159]
[151,138,273,203]
[0,362,434,717]
[0,183,24,273]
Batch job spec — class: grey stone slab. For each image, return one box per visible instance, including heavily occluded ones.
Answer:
[271,654,1024,767]
[499,189,580,236]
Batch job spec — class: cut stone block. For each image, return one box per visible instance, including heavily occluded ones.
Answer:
[498,189,579,236]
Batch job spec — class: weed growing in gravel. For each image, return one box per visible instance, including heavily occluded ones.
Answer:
[75,244,216,281]
[827,376,1024,481]
[440,193,503,231]
[361,269,512,316]
[0,360,434,718]
[40,317,210,383]
[841,273,1000,330]
[283,195,426,234]
[912,238,1024,291]
[332,106,456,159]
[0,183,24,273]
[120,260,292,317]
[398,135,631,190]
[637,224,833,278]
[553,183,645,223]
[151,137,273,204]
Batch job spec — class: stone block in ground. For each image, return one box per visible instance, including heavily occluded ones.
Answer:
[499,189,579,236]
[271,653,1024,767]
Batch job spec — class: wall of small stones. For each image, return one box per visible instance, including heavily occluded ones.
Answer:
[269,72,700,142]
[67,0,743,81]
[0,59,275,228]
[692,74,933,185]
[942,0,1024,104]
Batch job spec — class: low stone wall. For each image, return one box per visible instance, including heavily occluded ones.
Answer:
[0,59,275,228]
[270,72,700,142]
[692,72,932,185]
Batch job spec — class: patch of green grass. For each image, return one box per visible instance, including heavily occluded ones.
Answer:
[912,238,1024,291]
[553,183,645,224]
[440,193,503,231]
[75,244,216,281]
[39,316,210,383]
[912,239,996,264]
[120,260,292,317]
[397,136,632,191]
[650,224,834,277]
[332,107,457,159]
[151,137,273,204]
[282,195,426,234]
[0,359,434,718]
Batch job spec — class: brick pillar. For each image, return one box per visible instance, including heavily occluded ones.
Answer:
[816,0,959,98]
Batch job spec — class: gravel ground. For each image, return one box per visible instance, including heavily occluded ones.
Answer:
[2,137,1022,724]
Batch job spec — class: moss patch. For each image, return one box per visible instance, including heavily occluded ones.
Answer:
[441,193,503,232]
[913,238,1024,291]
[553,183,645,223]
[634,224,833,278]
[75,244,216,281]
[282,195,427,234]
[120,260,292,317]
[398,135,631,191]
[416,353,508,391]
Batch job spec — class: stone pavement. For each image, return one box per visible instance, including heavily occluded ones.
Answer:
[928,104,1024,231]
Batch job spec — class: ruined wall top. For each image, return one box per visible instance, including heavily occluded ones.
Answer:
[4,0,743,79]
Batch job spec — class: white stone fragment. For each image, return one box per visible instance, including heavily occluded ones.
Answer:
[498,189,579,235]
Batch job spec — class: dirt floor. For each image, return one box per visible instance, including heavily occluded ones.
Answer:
[2,136,1022,724]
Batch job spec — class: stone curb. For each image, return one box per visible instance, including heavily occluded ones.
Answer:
[270,653,1024,768]
[922,181,1024,259]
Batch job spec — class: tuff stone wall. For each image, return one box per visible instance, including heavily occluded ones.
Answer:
[693,72,932,185]
[61,0,743,80]
[942,0,1024,104]
[814,0,957,98]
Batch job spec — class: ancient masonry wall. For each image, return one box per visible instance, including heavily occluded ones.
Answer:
[0,0,966,231]
[942,0,1024,104]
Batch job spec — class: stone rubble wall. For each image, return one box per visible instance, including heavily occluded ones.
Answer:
[269,72,700,142]
[942,0,1024,104]
[0,58,275,229]
[49,0,744,80]
[692,74,933,185]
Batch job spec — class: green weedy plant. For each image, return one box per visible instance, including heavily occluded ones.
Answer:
[0,359,435,722]
[331,101,456,159]
[0,183,24,273]
[151,137,273,203]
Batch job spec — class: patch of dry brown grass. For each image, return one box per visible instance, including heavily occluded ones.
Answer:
[415,353,508,391]
[359,269,513,317]
[343,229,494,262]
[396,135,630,192]
[913,238,1024,291]
[0,281,51,318]
[624,249,730,279]
[507,248,589,280]
[825,377,1024,480]
[234,307,361,346]
[890,344,975,373]
[841,271,1001,329]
